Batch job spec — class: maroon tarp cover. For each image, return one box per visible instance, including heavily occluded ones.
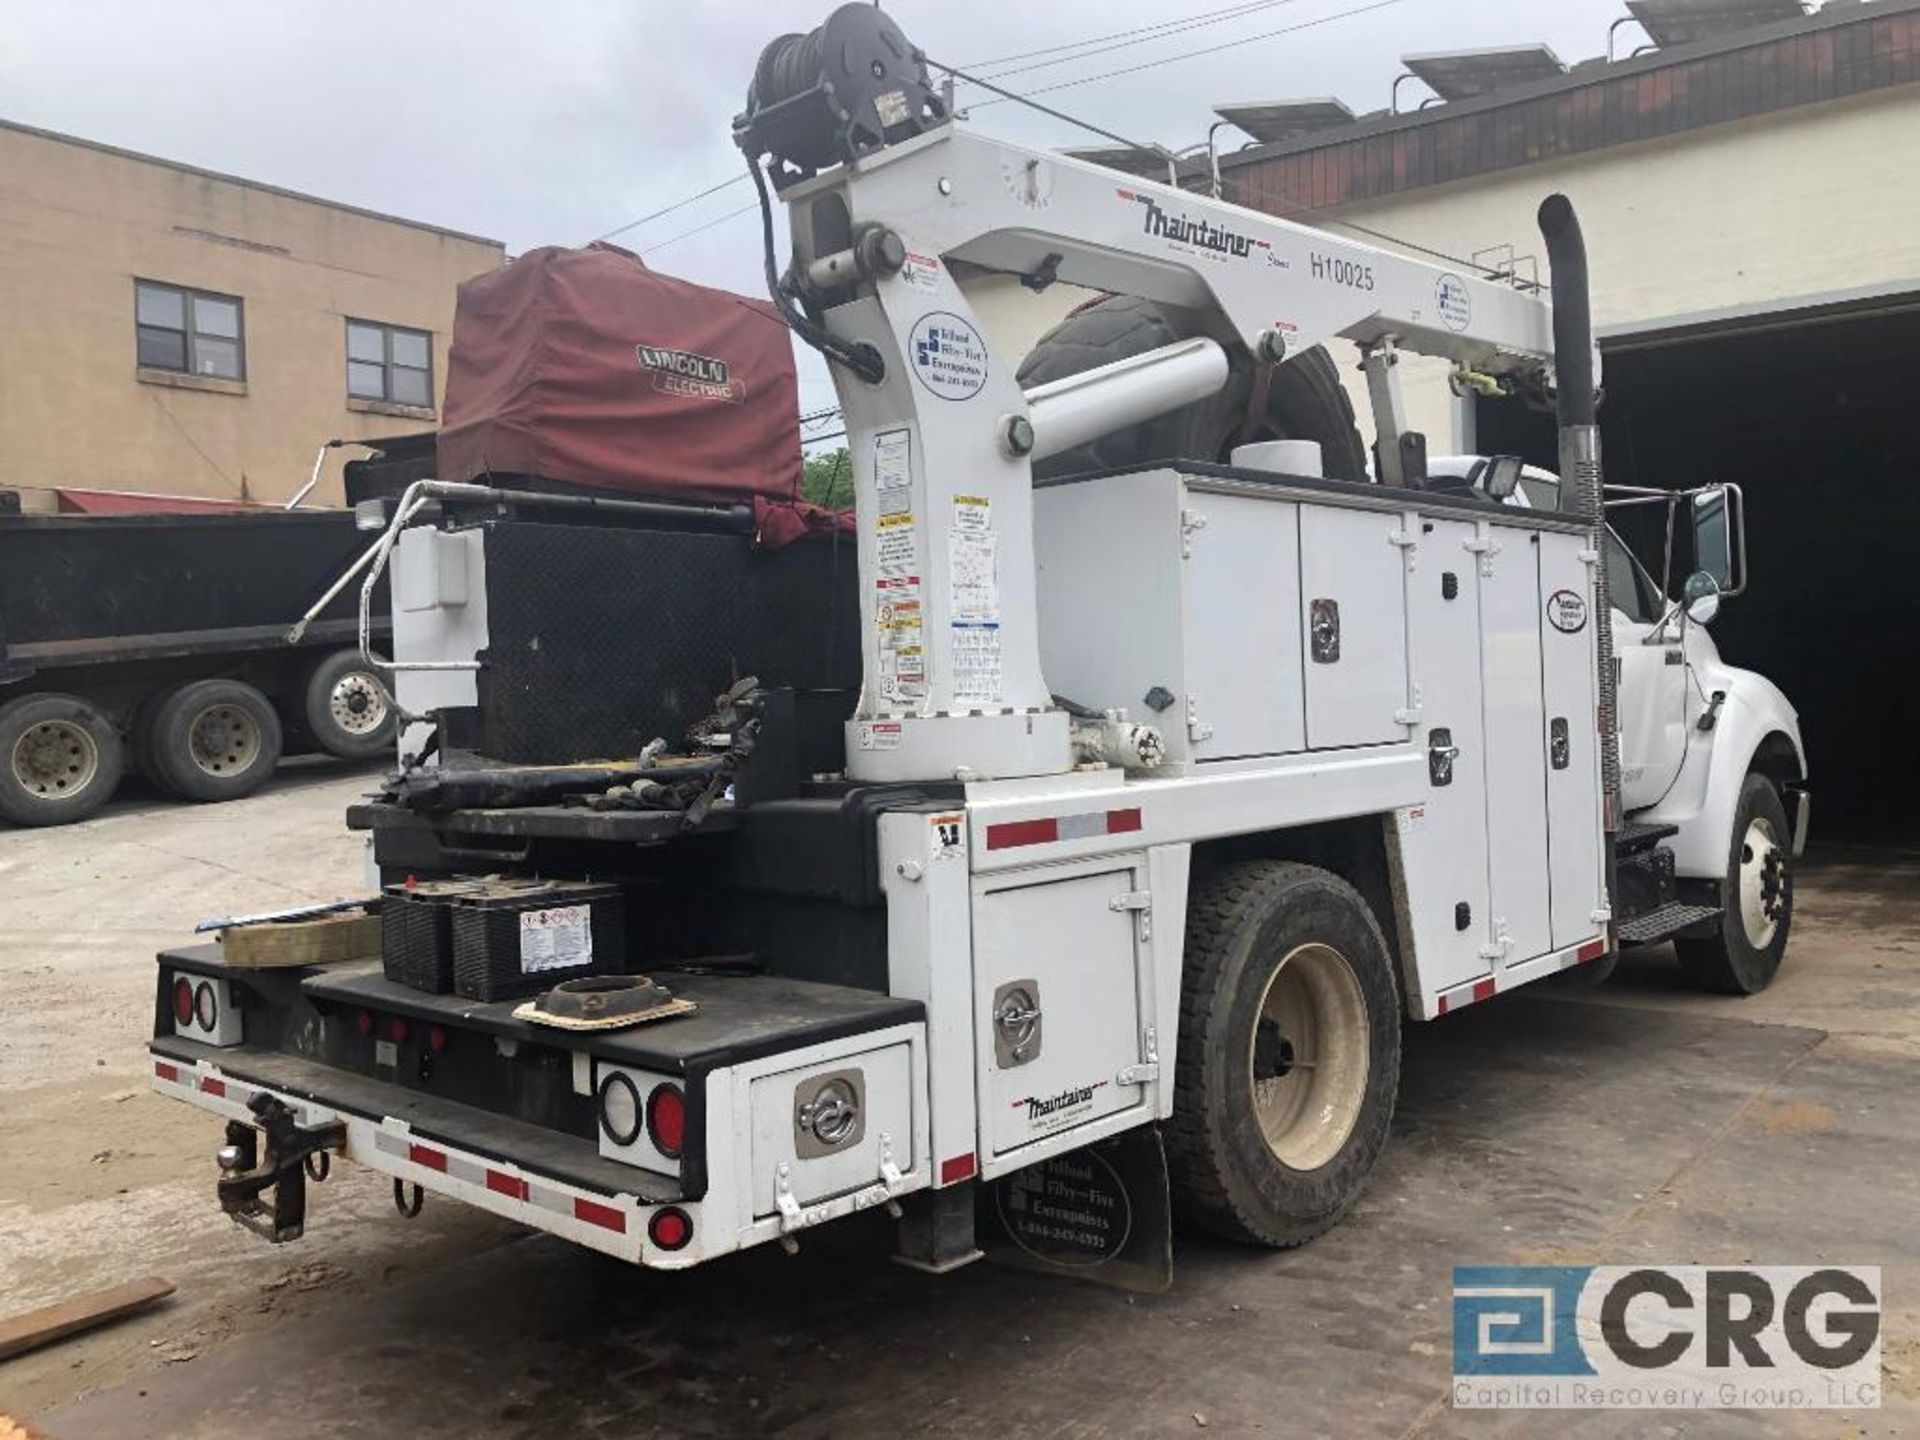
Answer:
[437,243,810,516]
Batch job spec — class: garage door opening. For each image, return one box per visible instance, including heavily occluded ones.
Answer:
[1478,301,1920,844]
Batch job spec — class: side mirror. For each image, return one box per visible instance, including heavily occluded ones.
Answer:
[1481,454,1525,501]
[1688,484,1745,596]
[1683,569,1722,626]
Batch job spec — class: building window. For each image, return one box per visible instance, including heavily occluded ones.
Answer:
[135,281,245,380]
[346,320,433,408]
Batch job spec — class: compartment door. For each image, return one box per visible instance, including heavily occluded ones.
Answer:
[1400,519,1492,993]
[1538,531,1606,948]
[975,865,1148,1159]
[1479,526,1553,966]
[1183,493,1305,760]
[1300,506,1410,748]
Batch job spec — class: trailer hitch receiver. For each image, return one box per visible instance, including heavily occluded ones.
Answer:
[215,1091,346,1243]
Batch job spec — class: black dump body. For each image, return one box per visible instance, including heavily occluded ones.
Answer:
[0,508,387,687]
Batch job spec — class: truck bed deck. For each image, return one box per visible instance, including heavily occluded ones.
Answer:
[160,947,921,1076]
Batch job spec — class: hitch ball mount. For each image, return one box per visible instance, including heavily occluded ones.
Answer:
[215,1092,346,1243]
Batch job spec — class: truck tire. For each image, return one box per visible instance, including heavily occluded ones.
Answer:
[0,693,126,827]
[301,648,395,760]
[147,679,283,804]
[1015,294,1369,481]
[1675,773,1793,995]
[1165,860,1402,1247]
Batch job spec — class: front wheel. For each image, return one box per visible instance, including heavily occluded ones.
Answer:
[1165,860,1402,1247]
[301,648,395,760]
[1675,773,1793,995]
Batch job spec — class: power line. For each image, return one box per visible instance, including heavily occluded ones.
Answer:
[930,61,1166,152]
[967,0,1412,106]
[968,0,1312,84]
[963,0,1284,72]
[638,201,760,256]
[589,172,749,245]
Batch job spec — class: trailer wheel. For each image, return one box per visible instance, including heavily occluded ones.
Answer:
[148,679,283,803]
[301,648,395,760]
[0,693,126,827]
[1675,773,1793,995]
[1166,860,1401,1247]
[1015,294,1369,481]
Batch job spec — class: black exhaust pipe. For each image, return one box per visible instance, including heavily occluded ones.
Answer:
[1538,192,1623,919]
[1537,194,1596,441]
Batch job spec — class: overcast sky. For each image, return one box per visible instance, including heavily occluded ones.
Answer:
[3,0,1652,414]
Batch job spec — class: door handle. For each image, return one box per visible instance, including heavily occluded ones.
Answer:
[1428,727,1460,786]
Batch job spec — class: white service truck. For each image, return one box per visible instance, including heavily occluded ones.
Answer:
[146,4,1804,1278]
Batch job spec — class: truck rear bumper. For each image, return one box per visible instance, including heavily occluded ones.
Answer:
[150,1041,698,1265]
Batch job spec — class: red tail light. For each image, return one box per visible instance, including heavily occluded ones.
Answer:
[647,1084,686,1159]
[386,1016,409,1045]
[172,976,194,1025]
[355,1009,375,1037]
[647,1205,692,1251]
[427,1024,448,1052]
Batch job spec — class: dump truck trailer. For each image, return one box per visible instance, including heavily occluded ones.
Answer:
[0,503,394,827]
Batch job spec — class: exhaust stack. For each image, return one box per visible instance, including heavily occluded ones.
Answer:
[1538,193,1622,849]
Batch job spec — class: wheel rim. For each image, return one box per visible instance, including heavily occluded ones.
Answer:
[187,704,261,777]
[1737,815,1787,949]
[328,671,389,737]
[1248,942,1370,1171]
[10,719,99,798]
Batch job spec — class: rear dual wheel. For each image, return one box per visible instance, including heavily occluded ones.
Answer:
[1166,860,1402,1247]
[144,679,283,804]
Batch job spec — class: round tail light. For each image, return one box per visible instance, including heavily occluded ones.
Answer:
[427,1023,448,1052]
[355,1009,375,1037]
[386,1015,409,1045]
[647,1205,692,1252]
[193,981,218,1030]
[172,976,194,1026]
[597,1070,642,1147]
[647,1084,686,1159]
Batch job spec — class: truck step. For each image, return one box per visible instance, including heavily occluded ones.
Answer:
[1617,901,1721,946]
[1615,819,1680,856]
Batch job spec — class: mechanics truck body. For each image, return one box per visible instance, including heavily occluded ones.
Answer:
[147,4,1804,1272]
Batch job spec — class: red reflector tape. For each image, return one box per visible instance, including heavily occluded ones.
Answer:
[408,1144,448,1172]
[1471,978,1498,1004]
[485,1169,529,1201]
[986,817,1057,851]
[199,1076,226,1097]
[155,1062,178,1083]
[1576,937,1608,963]
[940,1153,977,1185]
[987,807,1147,851]
[574,1197,627,1233]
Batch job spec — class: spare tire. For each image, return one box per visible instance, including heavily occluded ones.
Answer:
[1016,294,1368,481]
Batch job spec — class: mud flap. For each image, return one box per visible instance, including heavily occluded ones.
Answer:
[981,1125,1172,1294]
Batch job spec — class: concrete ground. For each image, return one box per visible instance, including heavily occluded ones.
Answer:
[1,772,1915,1438]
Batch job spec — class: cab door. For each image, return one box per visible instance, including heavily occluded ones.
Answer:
[1608,529,1686,812]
